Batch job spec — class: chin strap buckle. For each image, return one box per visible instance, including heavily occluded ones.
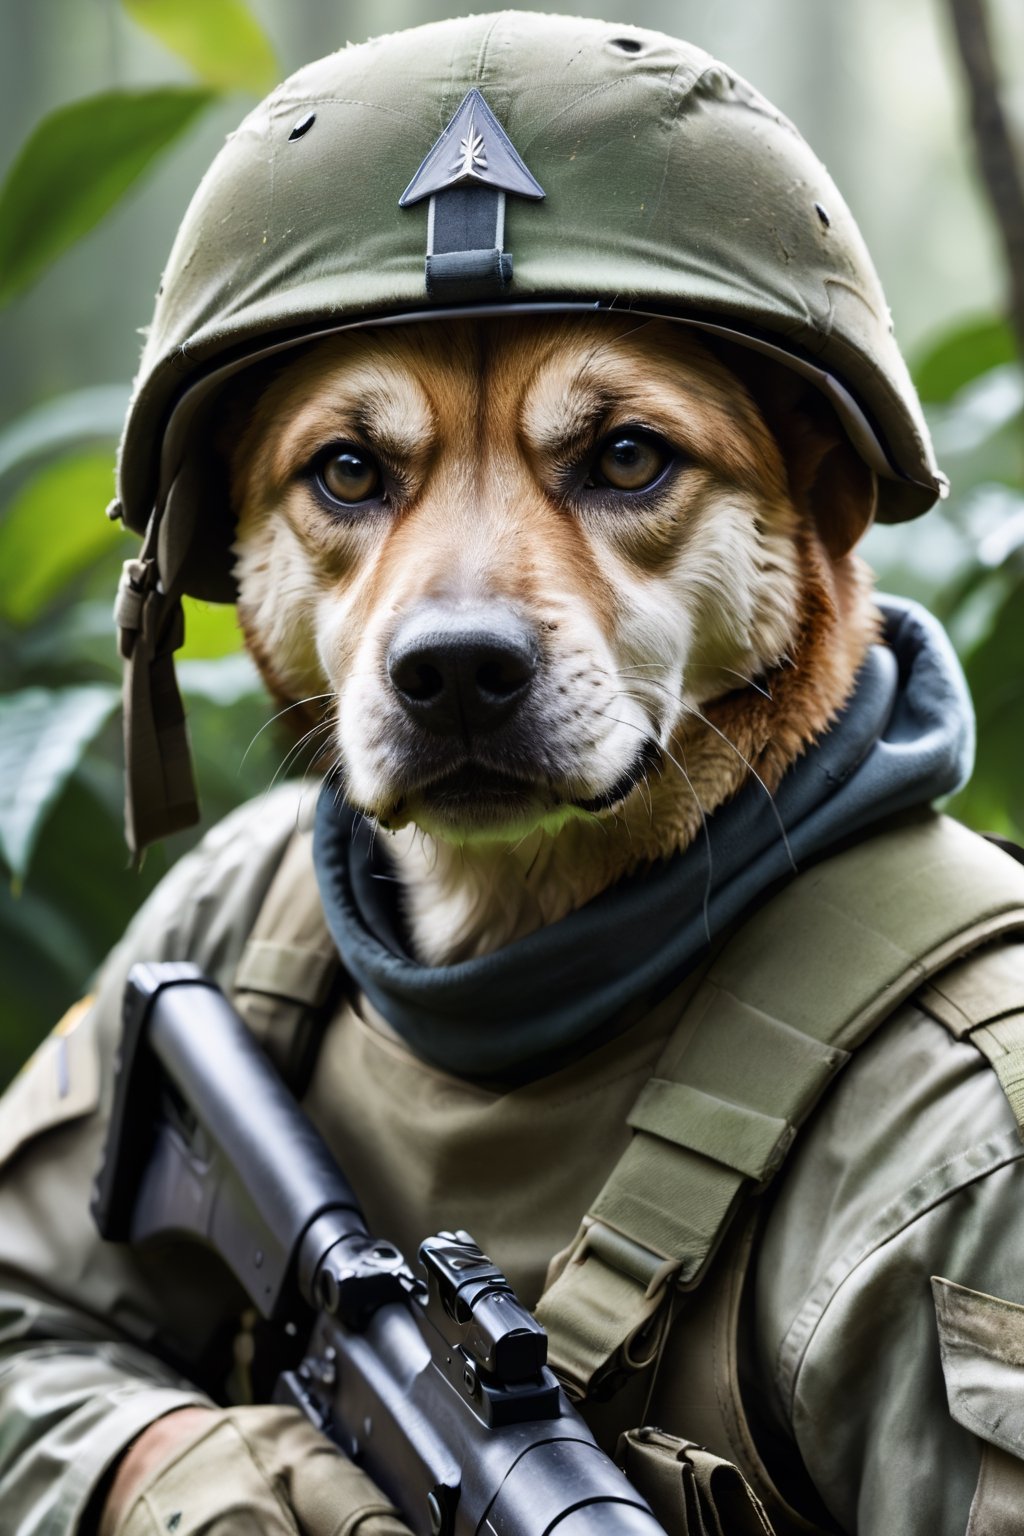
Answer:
[117,553,199,857]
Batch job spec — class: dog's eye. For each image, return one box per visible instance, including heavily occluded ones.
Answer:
[315,446,383,506]
[590,432,671,493]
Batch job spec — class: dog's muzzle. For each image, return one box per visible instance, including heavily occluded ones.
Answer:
[387,605,539,740]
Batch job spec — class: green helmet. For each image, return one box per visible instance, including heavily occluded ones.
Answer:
[114,10,946,851]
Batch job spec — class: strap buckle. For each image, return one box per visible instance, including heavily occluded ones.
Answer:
[114,556,158,657]
[574,1217,681,1302]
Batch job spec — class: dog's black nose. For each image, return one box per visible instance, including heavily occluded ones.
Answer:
[387,611,538,737]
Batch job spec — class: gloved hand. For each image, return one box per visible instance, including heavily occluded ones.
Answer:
[102,1404,412,1536]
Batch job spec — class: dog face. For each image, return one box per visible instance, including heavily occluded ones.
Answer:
[228,315,877,955]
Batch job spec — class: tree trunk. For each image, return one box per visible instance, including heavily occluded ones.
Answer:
[947,0,1024,358]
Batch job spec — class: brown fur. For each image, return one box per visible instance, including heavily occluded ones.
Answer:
[226,315,879,964]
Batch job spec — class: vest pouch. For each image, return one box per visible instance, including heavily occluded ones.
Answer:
[932,1277,1024,1533]
[617,1426,776,1536]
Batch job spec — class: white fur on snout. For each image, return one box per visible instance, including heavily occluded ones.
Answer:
[333,594,657,818]
[333,605,412,812]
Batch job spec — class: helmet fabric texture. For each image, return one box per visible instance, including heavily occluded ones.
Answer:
[118,11,944,600]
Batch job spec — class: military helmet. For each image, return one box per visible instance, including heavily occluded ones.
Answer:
[114,10,946,851]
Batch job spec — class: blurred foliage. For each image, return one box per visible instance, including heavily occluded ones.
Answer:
[911,315,1018,402]
[0,0,289,1085]
[122,0,280,93]
[0,88,213,304]
[863,314,1024,838]
[0,0,1022,1090]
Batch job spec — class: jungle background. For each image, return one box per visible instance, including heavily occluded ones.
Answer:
[0,0,1022,1085]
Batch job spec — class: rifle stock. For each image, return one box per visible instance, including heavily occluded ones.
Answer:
[92,963,668,1536]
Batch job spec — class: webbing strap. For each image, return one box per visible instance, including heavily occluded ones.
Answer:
[918,938,1024,1138]
[121,568,199,855]
[971,1018,1024,1132]
[120,465,209,856]
[232,822,341,1091]
[235,941,335,1009]
[538,815,1024,1400]
[629,1079,795,1182]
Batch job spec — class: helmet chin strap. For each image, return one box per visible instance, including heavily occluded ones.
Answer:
[117,510,200,858]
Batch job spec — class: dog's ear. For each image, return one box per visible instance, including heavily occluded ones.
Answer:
[211,359,287,509]
[765,380,878,559]
[707,340,878,559]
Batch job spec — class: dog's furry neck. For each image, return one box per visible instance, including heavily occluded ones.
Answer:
[388,552,877,966]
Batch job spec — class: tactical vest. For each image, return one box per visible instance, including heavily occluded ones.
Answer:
[230,811,1024,1535]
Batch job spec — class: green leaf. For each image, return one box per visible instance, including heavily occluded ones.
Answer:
[123,0,279,94]
[0,385,129,487]
[185,682,294,801]
[178,653,262,702]
[11,599,126,687]
[179,596,246,659]
[0,881,97,1085]
[950,574,1024,842]
[0,684,119,883]
[0,754,169,1086]
[931,363,1024,460]
[0,451,122,625]
[913,316,1017,403]
[0,88,213,306]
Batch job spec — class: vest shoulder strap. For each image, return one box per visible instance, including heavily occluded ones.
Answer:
[537,813,1024,1401]
[231,803,342,1093]
[917,935,1024,1128]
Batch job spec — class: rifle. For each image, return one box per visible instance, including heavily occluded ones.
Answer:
[92,962,669,1536]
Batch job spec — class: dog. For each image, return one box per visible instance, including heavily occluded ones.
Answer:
[227,314,879,964]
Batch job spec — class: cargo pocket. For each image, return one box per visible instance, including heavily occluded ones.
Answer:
[0,997,101,1170]
[617,1426,776,1535]
[932,1276,1024,1535]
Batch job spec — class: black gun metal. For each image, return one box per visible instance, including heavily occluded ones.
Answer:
[92,962,668,1536]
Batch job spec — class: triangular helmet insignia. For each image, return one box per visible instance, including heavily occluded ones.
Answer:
[399,89,545,207]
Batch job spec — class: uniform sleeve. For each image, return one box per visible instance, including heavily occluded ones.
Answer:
[750,1001,1024,1536]
[0,786,311,1534]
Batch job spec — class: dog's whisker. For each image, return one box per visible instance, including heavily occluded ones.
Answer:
[322,759,351,815]
[682,704,796,873]
[265,716,337,793]
[263,733,329,799]
[280,714,336,769]
[636,766,655,825]
[522,835,544,881]
[602,678,793,874]
[508,828,534,858]
[260,706,336,786]
[349,807,382,855]
[619,662,773,702]
[612,662,773,712]
[241,692,335,771]
[318,757,344,803]
[602,712,714,939]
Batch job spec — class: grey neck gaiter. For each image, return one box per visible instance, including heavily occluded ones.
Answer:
[313,597,974,1081]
